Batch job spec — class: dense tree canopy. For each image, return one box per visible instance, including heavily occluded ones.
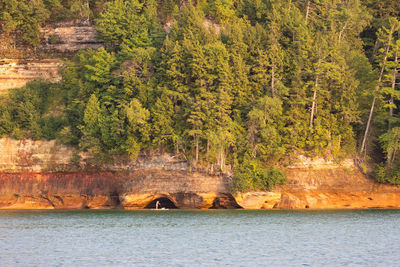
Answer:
[1,0,400,190]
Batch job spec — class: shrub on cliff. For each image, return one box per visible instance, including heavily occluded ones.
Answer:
[232,159,287,193]
[374,164,400,186]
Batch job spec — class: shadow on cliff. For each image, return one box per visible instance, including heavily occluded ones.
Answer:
[145,197,178,209]
[210,194,242,209]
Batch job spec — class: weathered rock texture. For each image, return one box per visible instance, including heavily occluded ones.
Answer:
[0,138,236,209]
[0,138,188,173]
[0,59,61,91]
[0,22,102,90]
[1,139,400,209]
[236,159,400,209]
[42,23,102,53]
[0,171,234,209]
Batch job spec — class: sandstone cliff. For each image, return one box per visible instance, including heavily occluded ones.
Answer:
[0,138,235,209]
[0,22,102,91]
[0,138,400,210]
[41,22,102,53]
[236,166,400,209]
[0,59,61,92]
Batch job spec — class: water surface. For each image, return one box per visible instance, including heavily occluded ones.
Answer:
[1,209,399,266]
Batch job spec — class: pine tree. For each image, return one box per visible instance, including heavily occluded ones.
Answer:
[95,0,152,49]
[151,94,175,148]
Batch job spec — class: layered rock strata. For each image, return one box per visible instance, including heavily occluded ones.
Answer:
[236,161,400,209]
[1,138,400,209]
[0,171,234,209]
[0,138,236,209]
[0,22,102,91]
[42,23,102,53]
[0,59,61,91]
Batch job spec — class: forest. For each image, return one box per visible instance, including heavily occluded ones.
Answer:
[0,0,400,191]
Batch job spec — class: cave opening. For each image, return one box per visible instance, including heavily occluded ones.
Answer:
[209,194,243,209]
[109,191,121,207]
[145,197,178,209]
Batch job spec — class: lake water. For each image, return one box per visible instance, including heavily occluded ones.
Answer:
[1,209,400,266]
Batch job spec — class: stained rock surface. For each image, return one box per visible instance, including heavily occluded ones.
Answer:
[1,138,400,209]
[236,162,400,209]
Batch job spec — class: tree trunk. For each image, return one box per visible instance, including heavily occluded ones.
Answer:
[305,0,310,25]
[309,74,319,128]
[360,25,395,154]
[391,148,397,166]
[338,20,348,44]
[388,146,397,168]
[371,38,380,62]
[271,62,275,97]
[360,94,377,154]
[219,147,224,172]
[86,0,90,23]
[389,48,398,129]
[195,135,199,165]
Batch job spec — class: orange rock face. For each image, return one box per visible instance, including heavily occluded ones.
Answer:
[0,140,400,210]
[279,167,400,209]
[234,192,282,209]
[1,167,400,209]
[273,191,400,209]
[236,166,400,209]
[0,139,239,209]
[0,171,237,209]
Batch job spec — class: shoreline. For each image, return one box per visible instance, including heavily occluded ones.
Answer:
[1,168,400,210]
[0,139,399,210]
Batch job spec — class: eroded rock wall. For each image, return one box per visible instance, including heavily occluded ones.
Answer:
[0,22,102,91]
[0,138,234,209]
[236,159,400,209]
[0,59,61,91]
[41,23,102,53]
[0,171,233,209]
[1,138,400,210]
[0,138,190,173]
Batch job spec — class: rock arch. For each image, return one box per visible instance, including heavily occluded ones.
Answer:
[145,196,178,209]
[209,194,242,209]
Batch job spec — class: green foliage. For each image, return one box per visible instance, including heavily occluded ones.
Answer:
[70,151,81,164]
[0,0,50,46]
[151,94,175,148]
[48,35,60,44]
[0,106,14,137]
[39,116,64,140]
[2,0,399,191]
[0,80,63,140]
[83,94,101,128]
[232,158,287,193]
[58,126,78,145]
[247,96,285,162]
[374,163,400,186]
[379,127,400,167]
[95,0,163,50]
[203,0,236,23]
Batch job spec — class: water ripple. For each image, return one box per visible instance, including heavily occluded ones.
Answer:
[0,210,399,266]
